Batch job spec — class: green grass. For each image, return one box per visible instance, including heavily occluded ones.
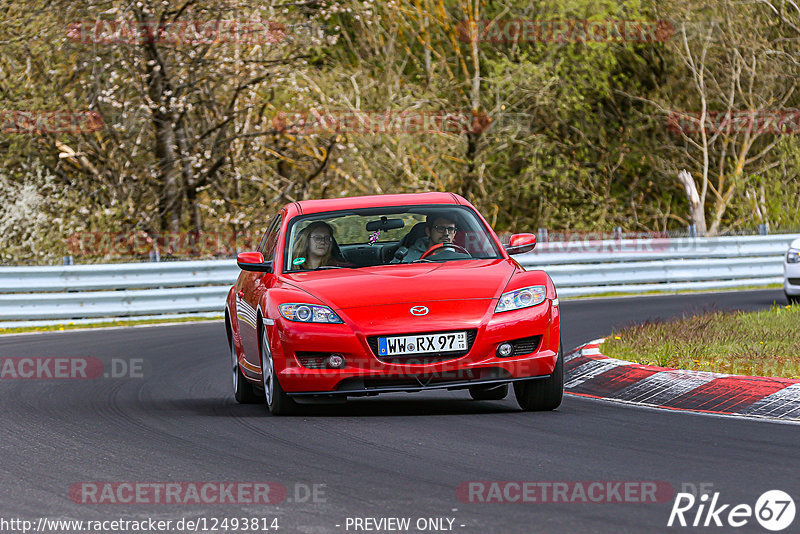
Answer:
[0,315,222,335]
[601,303,800,379]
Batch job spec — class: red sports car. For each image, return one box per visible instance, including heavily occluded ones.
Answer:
[225,192,561,414]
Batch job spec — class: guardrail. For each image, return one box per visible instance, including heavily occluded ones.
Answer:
[0,261,238,328]
[517,234,798,297]
[0,234,796,327]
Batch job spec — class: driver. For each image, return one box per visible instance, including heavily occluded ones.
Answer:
[401,214,459,262]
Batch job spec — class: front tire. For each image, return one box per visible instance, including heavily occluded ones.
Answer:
[231,334,259,404]
[468,383,509,401]
[514,341,563,411]
[260,327,298,415]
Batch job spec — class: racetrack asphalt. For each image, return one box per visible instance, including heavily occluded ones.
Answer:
[0,288,796,533]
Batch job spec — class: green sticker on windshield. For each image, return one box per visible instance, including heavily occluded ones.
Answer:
[292,257,306,265]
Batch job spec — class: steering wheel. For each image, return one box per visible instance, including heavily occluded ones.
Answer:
[419,242,471,260]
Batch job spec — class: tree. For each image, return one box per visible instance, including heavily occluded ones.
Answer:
[648,0,797,235]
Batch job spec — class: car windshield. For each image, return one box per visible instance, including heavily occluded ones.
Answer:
[284,205,502,272]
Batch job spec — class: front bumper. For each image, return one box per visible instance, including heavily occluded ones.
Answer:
[785,262,800,296]
[268,299,560,396]
[290,374,548,398]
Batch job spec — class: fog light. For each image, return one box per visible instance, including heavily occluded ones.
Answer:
[326,354,345,369]
[496,343,513,358]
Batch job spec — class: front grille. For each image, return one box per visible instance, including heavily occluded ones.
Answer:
[367,329,478,364]
[788,278,800,286]
[510,335,542,357]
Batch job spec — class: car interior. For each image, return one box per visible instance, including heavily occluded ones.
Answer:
[337,226,423,267]
[338,221,476,267]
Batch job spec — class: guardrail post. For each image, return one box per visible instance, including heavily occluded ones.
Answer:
[149,247,160,262]
[688,224,697,238]
[537,227,548,243]
[62,255,74,265]
[759,223,769,235]
[614,227,622,239]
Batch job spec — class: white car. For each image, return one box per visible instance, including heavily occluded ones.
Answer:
[785,237,800,304]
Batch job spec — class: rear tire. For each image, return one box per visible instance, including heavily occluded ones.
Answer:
[230,334,259,404]
[514,341,563,411]
[786,292,799,305]
[261,327,299,416]
[468,383,509,401]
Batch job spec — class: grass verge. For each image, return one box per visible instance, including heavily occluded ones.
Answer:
[0,315,222,335]
[601,303,800,379]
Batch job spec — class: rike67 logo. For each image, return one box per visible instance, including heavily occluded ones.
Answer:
[668,490,795,531]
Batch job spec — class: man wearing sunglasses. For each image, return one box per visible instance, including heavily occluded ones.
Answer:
[399,214,461,262]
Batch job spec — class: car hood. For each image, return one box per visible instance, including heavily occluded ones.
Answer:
[281,259,517,309]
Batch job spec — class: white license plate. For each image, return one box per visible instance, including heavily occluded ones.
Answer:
[377,331,467,356]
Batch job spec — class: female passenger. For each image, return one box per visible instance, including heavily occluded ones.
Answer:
[291,221,351,270]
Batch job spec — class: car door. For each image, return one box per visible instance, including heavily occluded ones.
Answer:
[236,213,282,370]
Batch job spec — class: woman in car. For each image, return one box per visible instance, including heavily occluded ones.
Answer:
[291,221,352,270]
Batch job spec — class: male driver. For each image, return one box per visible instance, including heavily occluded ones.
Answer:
[400,214,459,262]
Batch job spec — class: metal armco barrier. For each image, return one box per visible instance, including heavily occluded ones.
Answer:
[0,234,796,327]
[517,234,798,297]
[0,260,238,327]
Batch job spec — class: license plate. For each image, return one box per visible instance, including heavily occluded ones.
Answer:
[377,331,467,356]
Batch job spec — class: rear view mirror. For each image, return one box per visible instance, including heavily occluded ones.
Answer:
[504,233,536,255]
[366,216,405,232]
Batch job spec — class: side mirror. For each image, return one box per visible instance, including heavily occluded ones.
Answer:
[237,252,273,272]
[504,233,536,255]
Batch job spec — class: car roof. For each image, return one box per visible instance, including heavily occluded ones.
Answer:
[290,192,466,215]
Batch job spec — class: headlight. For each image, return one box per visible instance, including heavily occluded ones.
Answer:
[787,248,800,264]
[279,303,343,323]
[495,285,547,313]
